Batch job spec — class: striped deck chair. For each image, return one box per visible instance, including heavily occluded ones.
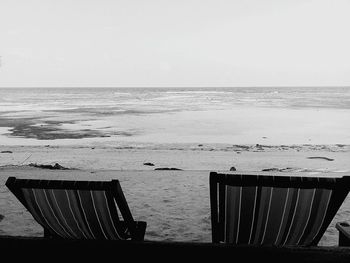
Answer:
[5,177,146,241]
[210,172,350,246]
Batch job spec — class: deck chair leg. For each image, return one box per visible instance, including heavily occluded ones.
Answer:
[132,221,147,241]
[44,228,54,239]
[336,222,350,247]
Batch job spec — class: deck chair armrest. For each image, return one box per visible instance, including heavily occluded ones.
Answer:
[336,222,350,247]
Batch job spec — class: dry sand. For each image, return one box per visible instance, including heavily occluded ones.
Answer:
[1,143,350,246]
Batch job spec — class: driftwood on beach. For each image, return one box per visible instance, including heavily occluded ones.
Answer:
[307,156,335,161]
[262,167,295,172]
[0,151,13,154]
[28,163,71,170]
[154,167,183,171]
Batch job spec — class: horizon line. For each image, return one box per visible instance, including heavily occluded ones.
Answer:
[0,86,350,89]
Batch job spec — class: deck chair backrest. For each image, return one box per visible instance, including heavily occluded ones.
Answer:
[6,177,137,240]
[210,172,350,246]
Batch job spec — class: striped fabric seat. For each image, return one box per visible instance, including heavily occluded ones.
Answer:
[210,172,350,246]
[6,177,146,241]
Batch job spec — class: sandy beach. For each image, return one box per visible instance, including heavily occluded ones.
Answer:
[1,144,350,246]
[1,87,350,246]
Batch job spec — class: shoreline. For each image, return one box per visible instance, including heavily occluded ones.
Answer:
[0,143,349,172]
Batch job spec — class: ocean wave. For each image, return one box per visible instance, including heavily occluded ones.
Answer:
[1,87,350,116]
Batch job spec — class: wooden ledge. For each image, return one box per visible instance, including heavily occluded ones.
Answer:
[1,235,350,262]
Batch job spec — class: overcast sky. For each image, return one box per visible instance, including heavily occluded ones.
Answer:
[0,0,349,87]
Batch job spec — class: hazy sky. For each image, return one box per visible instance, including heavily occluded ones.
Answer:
[0,0,350,87]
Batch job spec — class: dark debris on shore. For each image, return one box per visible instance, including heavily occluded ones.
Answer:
[143,162,155,166]
[307,156,335,161]
[28,163,72,170]
[154,167,183,171]
[0,150,13,154]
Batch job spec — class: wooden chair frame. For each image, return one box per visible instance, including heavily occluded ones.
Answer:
[210,172,350,245]
[6,177,146,241]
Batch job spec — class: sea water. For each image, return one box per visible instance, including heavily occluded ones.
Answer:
[0,87,349,146]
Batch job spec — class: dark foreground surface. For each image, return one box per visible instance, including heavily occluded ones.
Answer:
[1,236,350,262]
